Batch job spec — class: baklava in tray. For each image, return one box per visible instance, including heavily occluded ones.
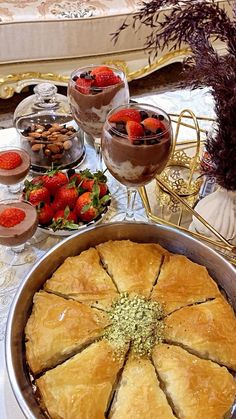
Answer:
[25,240,236,419]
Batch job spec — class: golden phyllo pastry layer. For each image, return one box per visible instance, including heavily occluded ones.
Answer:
[152,344,236,419]
[44,247,118,310]
[37,340,127,419]
[25,291,110,374]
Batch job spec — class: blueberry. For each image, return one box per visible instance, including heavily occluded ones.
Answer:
[84,74,93,80]
[139,110,149,121]
[72,75,79,81]
[151,114,159,119]
[148,139,158,144]
[156,128,163,135]
[133,140,144,145]
[116,122,126,133]
[144,129,152,136]
[92,87,103,94]
[158,114,165,121]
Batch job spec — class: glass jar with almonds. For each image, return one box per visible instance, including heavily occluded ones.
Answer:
[14,83,85,173]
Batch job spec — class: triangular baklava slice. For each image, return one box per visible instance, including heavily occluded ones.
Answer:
[151,254,221,314]
[36,340,127,419]
[152,344,236,419]
[96,240,168,297]
[44,247,118,310]
[164,297,236,370]
[109,357,176,419]
[25,291,110,374]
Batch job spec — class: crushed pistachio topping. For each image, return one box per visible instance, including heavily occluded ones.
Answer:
[104,293,164,357]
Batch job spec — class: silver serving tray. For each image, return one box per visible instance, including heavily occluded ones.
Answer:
[5,222,236,419]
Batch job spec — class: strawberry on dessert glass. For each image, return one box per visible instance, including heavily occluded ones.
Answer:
[101,103,172,221]
[0,198,38,267]
[67,65,130,170]
[0,147,31,194]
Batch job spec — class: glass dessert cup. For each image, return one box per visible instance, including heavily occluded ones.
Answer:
[67,64,130,174]
[0,199,38,268]
[101,103,173,221]
[0,147,31,194]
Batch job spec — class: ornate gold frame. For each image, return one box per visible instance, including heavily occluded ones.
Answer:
[0,48,190,99]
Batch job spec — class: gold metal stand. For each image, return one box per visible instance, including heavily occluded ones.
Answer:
[139,109,236,266]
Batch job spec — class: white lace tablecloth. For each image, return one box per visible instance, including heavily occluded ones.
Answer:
[0,87,215,418]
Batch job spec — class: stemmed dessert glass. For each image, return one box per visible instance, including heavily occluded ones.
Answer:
[101,103,173,221]
[0,198,38,268]
[67,64,130,172]
[0,147,31,195]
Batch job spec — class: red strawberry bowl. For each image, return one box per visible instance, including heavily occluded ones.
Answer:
[22,168,111,236]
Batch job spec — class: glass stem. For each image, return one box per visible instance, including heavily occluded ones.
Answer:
[125,187,137,221]
[11,243,25,253]
[94,138,103,172]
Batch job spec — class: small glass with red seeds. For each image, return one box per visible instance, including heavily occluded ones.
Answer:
[0,147,31,194]
[0,198,38,267]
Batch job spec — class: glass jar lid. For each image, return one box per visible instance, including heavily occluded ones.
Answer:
[13,82,71,124]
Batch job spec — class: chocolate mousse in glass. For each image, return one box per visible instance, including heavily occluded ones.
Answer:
[101,103,172,221]
[0,199,38,267]
[0,147,30,194]
[67,65,129,170]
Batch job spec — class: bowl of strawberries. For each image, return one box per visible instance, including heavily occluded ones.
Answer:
[22,168,111,236]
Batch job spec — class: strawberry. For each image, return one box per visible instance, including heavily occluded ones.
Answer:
[75,77,93,94]
[54,182,78,210]
[51,198,64,212]
[24,180,50,206]
[80,170,108,197]
[126,121,144,140]
[81,178,95,191]
[91,66,113,76]
[0,207,25,227]
[109,109,141,123]
[93,71,121,87]
[0,151,22,170]
[50,206,78,231]
[75,182,110,222]
[53,207,77,223]
[37,203,54,226]
[79,168,95,190]
[67,169,82,186]
[141,117,165,133]
[75,192,99,222]
[81,179,108,197]
[42,170,68,196]
[98,182,108,198]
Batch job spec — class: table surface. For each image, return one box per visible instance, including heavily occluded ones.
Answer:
[0,87,215,418]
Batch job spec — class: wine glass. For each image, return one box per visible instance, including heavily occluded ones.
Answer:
[67,64,130,173]
[0,199,38,268]
[101,103,173,221]
[0,147,31,195]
